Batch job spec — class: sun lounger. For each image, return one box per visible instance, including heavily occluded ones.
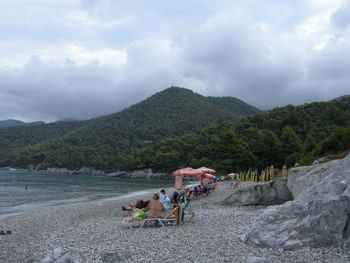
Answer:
[173,199,195,222]
[183,199,195,221]
[124,207,178,229]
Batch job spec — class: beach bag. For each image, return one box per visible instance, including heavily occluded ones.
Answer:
[132,208,148,219]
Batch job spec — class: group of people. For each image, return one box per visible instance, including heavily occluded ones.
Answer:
[122,183,216,219]
[122,189,173,218]
[185,182,216,198]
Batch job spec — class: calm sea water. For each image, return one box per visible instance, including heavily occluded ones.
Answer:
[0,170,173,218]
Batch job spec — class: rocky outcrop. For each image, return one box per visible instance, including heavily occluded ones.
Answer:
[45,167,105,176]
[241,153,350,250]
[108,169,196,181]
[107,169,172,180]
[41,247,84,263]
[222,178,292,206]
[4,165,183,180]
[42,167,175,180]
[287,159,340,198]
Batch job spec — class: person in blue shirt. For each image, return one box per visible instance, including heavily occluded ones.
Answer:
[160,189,171,210]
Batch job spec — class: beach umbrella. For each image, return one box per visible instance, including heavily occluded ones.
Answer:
[174,174,184,190]
[282,165,287,178]
[269,165,274,179]
[199,173,216,186]
[202,173,216,179]
[260,169,265,182]
[172,167,216,190]
[198,167,216,174]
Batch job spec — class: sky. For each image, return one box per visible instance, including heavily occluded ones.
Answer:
[0,0,350,122]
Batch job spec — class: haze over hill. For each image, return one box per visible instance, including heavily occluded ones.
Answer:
[0,87,259,171]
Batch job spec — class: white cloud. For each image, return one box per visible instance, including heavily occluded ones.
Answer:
[0,0,349,121]
[0,44,127,68]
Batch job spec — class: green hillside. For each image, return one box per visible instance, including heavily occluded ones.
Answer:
[0,119,45,128]
[0,120,90,162]
[0,87,259,171]
[205,96,259,116]
[119,97,350,173]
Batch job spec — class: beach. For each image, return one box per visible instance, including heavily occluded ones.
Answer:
[0,182,349,263]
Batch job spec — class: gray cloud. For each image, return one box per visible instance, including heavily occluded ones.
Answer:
[0,0,349,122]
[332,1,350,30]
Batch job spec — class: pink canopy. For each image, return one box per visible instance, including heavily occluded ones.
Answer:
[172,167,216,177]
[172,167,216,190]
[199,167,216,174]
[201,173,216,179]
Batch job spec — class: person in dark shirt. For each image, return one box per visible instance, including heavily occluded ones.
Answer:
[122,199,150,211]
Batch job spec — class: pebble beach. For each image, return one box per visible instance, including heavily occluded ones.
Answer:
[0,182,349,263]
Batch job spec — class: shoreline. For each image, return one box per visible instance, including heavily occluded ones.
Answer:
[0,186,175,220]
[1,182,349,263]
[0,166,176,180]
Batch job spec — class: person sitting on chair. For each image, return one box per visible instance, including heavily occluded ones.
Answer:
[159,189,171,210]
[144,193,165,217]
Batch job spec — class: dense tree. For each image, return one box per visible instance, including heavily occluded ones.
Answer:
[119,97,350,173]
[0,87,258,171]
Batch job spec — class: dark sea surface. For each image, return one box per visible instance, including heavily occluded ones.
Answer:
[0,170,172,218]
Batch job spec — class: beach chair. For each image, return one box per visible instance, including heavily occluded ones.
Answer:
[124,207,177,229]
[172,199,195,223]
[183,199,195,221]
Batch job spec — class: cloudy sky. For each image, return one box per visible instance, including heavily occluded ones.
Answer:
[0,0,349,122]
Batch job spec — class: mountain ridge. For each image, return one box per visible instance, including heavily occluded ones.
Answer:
[0,119,45,129]
[119,96,350,173]
[0,86,259,171]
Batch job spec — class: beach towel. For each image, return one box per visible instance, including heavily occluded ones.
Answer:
[177,203,185,225]
[132,208,147,219]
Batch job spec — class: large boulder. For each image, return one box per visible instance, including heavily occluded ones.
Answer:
[222,178,292,206]
[241,153,350,249]
[287,159,340,198]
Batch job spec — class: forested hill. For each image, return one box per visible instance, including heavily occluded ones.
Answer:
[205,96,259,116]
[0,120,90,161]
[119,97,350,174]
[0,119,45,128]
[0,87,259,171]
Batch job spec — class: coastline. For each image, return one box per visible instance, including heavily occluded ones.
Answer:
[0,186,174,220]
[0,166,199,181]
[0,182,348,263]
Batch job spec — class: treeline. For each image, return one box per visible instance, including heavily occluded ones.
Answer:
[0,87,259,171]
[119,97,350,174]
[0,120,89,161]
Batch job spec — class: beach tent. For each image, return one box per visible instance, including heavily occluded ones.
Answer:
[172,167,216,190]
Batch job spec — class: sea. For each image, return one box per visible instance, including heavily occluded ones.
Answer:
[0,170,173,218]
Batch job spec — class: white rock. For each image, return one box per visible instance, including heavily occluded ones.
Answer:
[243,153,350,249]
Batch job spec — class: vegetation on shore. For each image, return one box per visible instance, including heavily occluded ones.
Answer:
[119,97,350,173]
[0,87,259,171]
[0,87,349,174]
